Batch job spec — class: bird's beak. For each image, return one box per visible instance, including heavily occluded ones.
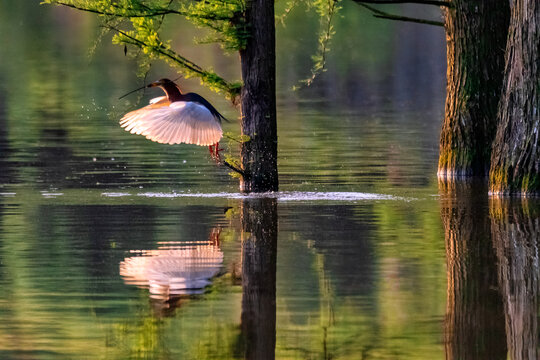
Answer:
[118,79,166,100]
[119,84,149,100]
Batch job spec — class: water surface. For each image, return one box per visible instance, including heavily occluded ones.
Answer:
[0,2,537,360]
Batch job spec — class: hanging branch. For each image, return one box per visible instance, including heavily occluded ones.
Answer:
[295,0,342,89]
[277,0,303,25]
[354,0,452,7]
[355,2,444,26]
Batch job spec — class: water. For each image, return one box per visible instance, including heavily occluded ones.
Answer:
[0,2,538,360]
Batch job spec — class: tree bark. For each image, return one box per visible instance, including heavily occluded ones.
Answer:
[440,181,506,360]
[239,0,278,193]
[489,0,540,195]
[491,199,540,360]
[438,0,509,178]
[240,198,278,360]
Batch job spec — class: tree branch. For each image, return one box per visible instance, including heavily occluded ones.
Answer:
[373,13,444,26]
[107,26,240,99]
[356,3,444,26]
[47,1,234,21]
[221,160,246,177]
[108,26,204,72]
[353,0,452,7]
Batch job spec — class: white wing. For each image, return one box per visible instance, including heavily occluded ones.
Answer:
[120,101,223,146]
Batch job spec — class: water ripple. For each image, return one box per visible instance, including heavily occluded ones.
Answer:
[99,191,407,201]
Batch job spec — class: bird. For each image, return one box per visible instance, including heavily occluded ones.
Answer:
[119,78,226,158]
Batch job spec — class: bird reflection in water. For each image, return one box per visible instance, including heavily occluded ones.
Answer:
[120,228,223,314]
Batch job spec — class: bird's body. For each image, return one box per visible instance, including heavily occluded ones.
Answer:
[119,79,224,154]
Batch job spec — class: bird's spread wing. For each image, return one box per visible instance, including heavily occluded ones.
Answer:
[120,101,223,146]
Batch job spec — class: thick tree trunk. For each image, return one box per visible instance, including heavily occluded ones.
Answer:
[440,181,506,360]
[240,198,278,359]
[438,0,509,178]
[489,0,540,195]
[491,199,539,359]
[239,0,278,193]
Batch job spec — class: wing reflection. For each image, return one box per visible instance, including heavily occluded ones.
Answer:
[120,228,223,301]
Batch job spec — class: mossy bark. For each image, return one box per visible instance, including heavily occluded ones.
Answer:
[239,0,278,193]
[438,0,509,179]
[489,0,540,195]
[440,181,506,360]
[490,199,540,359]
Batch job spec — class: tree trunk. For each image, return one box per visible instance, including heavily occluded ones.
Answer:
[491,199,540,360]
[438,0,509,178]
[239,0,278,193]
[489,0,540,195]
[240,198,278,359]
[440,181,506,360]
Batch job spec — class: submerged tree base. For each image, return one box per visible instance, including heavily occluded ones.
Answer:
[438,0,509,179]
[437,169,478,180]
[438,145,491,179]
[488,0,539,196]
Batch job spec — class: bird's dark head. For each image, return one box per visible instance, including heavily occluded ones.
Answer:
[147,78,176,88]
[118,77,182,100]
[148,78,183,101]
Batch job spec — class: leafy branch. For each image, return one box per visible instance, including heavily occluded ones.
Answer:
[221,159,246,177]
[277,0,303,25]
[43,0,245,102]
[295,0,342,89]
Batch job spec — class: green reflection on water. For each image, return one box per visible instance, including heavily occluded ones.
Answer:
[0,191,448,359]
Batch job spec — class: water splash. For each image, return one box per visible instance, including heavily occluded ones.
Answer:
[100,191,407,201]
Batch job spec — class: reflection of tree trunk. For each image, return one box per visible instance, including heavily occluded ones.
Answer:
[491,199,539,360]
[240,198,278,360]
[440,181,506,360]
[0,88,12,185]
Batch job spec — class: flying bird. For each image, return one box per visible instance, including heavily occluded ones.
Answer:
[119,78,225,158]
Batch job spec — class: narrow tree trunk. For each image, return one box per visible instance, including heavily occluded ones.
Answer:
[438,0,509,178]
[491,199,539,359]
[239,0,278,193]
[489,0,540,195]
[440,181,506,360]
[240,198,278,359]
